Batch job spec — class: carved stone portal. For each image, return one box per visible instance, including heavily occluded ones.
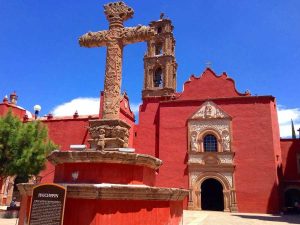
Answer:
[79,2,155,149]
[188,101,237,211]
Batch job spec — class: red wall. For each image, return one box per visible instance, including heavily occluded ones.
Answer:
[134,68,281,213]
[38,118,92,183]
[178,68,248,100]
[281,139,300,180]
[63,199,183,225]
[0,103,26,119]
[54,163,156,186]
[134,98,161,157]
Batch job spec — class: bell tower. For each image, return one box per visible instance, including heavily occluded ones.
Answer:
[142,18,177,98]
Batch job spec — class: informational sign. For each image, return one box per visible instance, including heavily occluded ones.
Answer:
[28,183,67,225]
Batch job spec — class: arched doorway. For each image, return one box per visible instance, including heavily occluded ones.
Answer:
[285,188,300,213]
[201,178,224,211]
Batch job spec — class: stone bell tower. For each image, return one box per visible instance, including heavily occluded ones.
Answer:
[142,17,177,98]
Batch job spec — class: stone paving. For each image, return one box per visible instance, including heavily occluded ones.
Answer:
[1,210,300,225]
[183,210,300,225]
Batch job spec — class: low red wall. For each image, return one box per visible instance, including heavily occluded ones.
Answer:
[18,197,183,225]
[54,163,156,186]
[63,199,183,225]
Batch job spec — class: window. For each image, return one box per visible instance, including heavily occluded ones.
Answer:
[155,43,163,55]
[157,26,162,34]
[153,68,163,87]
[204,134,218,152]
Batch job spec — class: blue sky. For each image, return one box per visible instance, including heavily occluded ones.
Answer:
[0,0,300,136]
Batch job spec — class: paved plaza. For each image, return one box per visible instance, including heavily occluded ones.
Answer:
[183,210,300,225]
[1,210,300,225]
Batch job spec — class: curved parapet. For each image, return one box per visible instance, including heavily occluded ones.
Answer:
[178,68,251,100]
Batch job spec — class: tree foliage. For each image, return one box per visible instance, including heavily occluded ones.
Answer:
[0,110,56,179]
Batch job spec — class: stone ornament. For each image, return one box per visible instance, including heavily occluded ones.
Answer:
[188,101,232,152]
[191,101,230,120]
[189,120,231,152]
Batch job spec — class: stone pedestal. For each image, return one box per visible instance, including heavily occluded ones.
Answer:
[88,119,131,150]
[17,150,188,225]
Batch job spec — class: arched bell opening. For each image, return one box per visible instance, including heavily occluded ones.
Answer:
[153,67,163,88]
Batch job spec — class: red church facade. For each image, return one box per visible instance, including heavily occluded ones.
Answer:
[1,17,300,215]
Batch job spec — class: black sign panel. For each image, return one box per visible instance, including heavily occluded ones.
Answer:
[28,183,67,225]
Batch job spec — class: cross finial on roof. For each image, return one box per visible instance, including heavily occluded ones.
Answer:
[205,62,212,68]
[160,12,165,19]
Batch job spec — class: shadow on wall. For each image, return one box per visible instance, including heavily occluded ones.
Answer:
[281,140,300,213]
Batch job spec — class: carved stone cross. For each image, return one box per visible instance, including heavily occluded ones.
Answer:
[79,2,155,120]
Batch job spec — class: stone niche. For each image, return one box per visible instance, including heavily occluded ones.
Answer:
[187,101,238,212]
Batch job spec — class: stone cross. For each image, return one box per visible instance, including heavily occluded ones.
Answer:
[79,2,155,120]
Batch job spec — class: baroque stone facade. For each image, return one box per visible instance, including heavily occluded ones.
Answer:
[189,101,231,152]
[188,101,237,211]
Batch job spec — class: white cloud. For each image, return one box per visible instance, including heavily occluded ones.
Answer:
[277,105,300,138]
[52,97,100,116]
[51,97,141,118]
[130,102,140,115]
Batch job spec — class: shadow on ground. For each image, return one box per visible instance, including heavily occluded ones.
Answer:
[233,214,300,224]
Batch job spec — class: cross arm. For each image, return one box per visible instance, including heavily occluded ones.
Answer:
[121,26,155,45]
[79,30,109,48]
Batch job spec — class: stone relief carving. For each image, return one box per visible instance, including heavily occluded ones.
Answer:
[79,1,155,120]
[190,131,198,152]
[219,154,233,164]
[189,172,200,187]
[188,155,204,165]
[222,172,233,188]
[189,120,231,152]
[191,101,229,120]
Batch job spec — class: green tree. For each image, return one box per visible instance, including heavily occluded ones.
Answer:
[0,110,56,180]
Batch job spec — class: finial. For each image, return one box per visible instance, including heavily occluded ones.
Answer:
[205,62,212,68]
[47,113,53,120]
[160,12,165,19]
[104,2,134,28]
[3,95,8,103]
[9,91,18,105]
[73,110,79,119]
